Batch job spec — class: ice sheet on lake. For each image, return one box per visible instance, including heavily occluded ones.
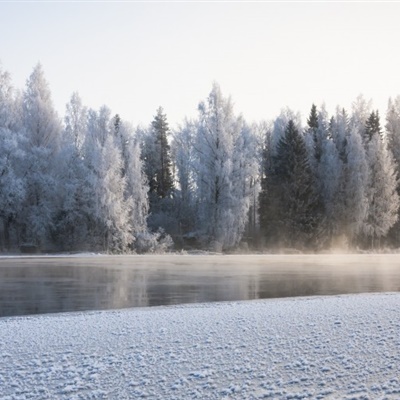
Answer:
[1,293,399,399]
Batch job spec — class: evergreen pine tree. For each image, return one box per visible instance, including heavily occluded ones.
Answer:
[140,107,175,236]
[365,110,382,142]
[305,104,323,164]
[151,107,174,199]
[307,104,318,130]
[113,113,121,136]
[260,120,322,249]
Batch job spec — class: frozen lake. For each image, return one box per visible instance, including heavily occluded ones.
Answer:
[0,254,400,317]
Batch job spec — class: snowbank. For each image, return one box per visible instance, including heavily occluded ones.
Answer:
[1,293,399,399]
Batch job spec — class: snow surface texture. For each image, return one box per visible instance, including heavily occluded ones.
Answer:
[1,294,399,399]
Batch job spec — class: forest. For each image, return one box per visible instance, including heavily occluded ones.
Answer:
[1,63,400,253]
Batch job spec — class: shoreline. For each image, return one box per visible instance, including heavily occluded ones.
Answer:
[1,293,399,399]
[2,248,400,258]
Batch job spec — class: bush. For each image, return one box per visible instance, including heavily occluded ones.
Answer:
[135,228,174,254]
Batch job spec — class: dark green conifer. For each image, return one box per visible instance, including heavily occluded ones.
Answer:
[259,120,322,248]
[306,103,323,163]
[307,103,318,130]
[365,110,382,142]
[151,106,174,198]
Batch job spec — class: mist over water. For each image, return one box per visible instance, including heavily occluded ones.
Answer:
[0,254,399,317]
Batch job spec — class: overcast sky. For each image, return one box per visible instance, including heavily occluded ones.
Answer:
[1,2,400,128]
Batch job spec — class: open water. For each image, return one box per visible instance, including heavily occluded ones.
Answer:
[0,254,399,317]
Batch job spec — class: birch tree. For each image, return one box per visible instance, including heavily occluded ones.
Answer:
[193,83,257,250]
[82,107,131,252]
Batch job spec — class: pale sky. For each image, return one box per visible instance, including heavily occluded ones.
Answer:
[1,2,400,128]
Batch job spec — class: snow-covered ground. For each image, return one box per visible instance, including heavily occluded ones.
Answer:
[1,293,399,399]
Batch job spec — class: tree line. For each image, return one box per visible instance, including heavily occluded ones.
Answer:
[1,64,400,253]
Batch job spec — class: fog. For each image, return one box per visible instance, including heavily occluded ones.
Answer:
[1,254,399,317]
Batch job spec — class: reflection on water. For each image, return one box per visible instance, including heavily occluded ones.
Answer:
[0,254,399,317]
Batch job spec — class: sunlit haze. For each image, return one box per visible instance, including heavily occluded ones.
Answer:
[1,2,400,127]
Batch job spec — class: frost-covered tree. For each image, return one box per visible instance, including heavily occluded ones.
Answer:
[193,83,257,250]
[363,112,399,247]
[385,97,400,244]
[4,60,400,253]
[351,94,372,142]
[330,107,349,162]
[64,92,87,152]
[325,107,351,246]
[244,121,268,246]
[0,66,14,129]
[52,141,92,250]
[82,107,132,252]
[308,105,352,246]
[0,66,26,249]
[117,120,149,240]
[22,64,61,151]
[51,93,91,250]
[55,104,149,252]
[100,135,132,251]
[318,135,343,244]
[230,121,260,247]
[386,97,400,167]
[342,126,369,243]
[0,130,25,249]
[270,107,302,154]
[19,64,62,248]
[60,93,88,222]
[171,119,197,241]
[305,105,343,245]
